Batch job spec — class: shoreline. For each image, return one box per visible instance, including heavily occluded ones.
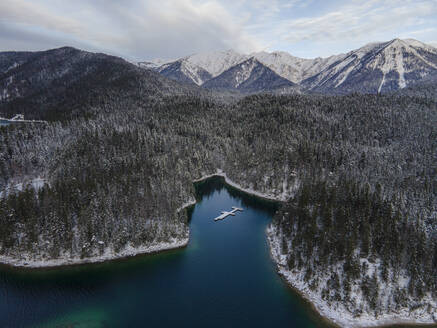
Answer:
[266,226,437,328]
[193,170,290,202]
[1,171,435,328]
[0,237,189,270]
[0,170,282,270]
[200,173,436,328]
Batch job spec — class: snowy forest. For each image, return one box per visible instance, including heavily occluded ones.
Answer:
[0,48,436,322]
[270,177,435,322]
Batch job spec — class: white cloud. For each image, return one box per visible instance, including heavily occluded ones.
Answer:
[0,0,436,60]
[0,0,263,60]
[284,1,435,41]
[263,0,437,55]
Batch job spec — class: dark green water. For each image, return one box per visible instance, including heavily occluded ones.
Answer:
[0,178,329,328]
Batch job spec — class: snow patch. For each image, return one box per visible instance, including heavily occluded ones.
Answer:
[234,59,257,87]
[0,177,47,198]
[378,74,386,93]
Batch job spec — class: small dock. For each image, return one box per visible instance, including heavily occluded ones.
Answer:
[214,206,243,221]
[0,114,47,126]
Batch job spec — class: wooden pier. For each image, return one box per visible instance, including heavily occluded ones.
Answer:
[214,206,243,221]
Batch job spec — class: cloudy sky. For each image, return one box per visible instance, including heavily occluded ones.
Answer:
[1,0,436,61]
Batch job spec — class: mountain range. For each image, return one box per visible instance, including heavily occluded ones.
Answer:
[1,38,436,119]
[140,38,437,94]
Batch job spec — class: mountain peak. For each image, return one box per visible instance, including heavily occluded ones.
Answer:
[141,39,437,94]
[202,56,297,93]
[160,49,248,83]
[303,38,437,93]
[251,50,344,83]
[387,38,408,47]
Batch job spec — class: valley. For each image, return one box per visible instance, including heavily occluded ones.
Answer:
[0,41,436,327]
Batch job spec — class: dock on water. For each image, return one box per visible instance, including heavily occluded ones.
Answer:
[214,206,243,221]
[0,114,47,126]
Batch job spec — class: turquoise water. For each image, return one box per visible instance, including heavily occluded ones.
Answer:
[0,178,330,327]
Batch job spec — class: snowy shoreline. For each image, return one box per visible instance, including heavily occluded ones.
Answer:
[0,170,282,270]
[1,171,435,328]
[266,225,437,328]
[195,173,437,328]
[0,237,189,269]
[193,169,290,202]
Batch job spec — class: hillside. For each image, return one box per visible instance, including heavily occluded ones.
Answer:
[0,47,203,121]
[202,58,298,93]
[303,39,437,94]
[143,39,437,95]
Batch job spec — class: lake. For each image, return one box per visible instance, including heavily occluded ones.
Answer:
[0,177,333,327]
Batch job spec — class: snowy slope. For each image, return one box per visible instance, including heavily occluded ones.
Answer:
[302,39,437,93]
[138,58,172,69]
[267,225,437,328]
[252,51,346,83]
[142,38,437,93]
[157,60,213,86]
[202,57,297,93]
[148,50,248,86]
[142,49,342,86]
[183,49,248,78]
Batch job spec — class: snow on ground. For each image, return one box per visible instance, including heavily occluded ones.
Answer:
[152,50,249,86]
[266,225,437,328]
[31,177,46,190]
[335,63,356,88]
[234,59,257,87]
[1,168,287,269]
[0,177,47,198]
[378,74,386,93]
[0,238,189,268]
[176,198,197,212]
[372,39,437,90]
[2,169,435,327]
[193,169,294,202]
[182,49,248,78]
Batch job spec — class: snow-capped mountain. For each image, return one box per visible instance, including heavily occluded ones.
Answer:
[141,38,437,94]
[202,57,297,93]
[150,50,248,86]
[251,51,346,83]
[138,58,172,70]
[182,49,248,78]
[302,39,437,93]
[156,60,213,86]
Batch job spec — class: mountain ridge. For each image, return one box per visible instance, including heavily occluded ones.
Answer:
[202,57,298,93]
[0,47,206,120]
[141,38,437,94]
[302,38,437,93]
